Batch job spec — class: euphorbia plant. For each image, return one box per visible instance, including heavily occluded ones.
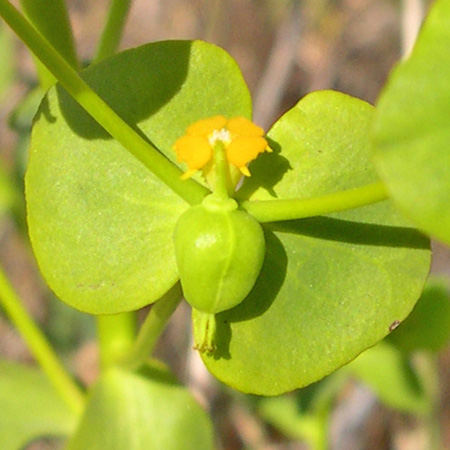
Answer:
[1,0,450,448]
[23,37,430,394]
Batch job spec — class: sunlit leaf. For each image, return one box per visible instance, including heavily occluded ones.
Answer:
[196,91,430,394]
[26,41,251,314]
[373,0,450,245]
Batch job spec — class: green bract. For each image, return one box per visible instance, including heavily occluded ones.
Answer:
[195,90,430,394]
[174,195,265,314]
[26,41,252,314]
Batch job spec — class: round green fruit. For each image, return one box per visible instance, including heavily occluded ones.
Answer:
[174,197,265,314]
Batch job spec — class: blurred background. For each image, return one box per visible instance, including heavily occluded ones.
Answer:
[1,0,450,449]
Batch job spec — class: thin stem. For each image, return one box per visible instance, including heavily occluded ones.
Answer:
[241,181,389,223]
[213,141,233,200]
[0,0,209,206]
[97,311,137,370]
[93,0,132,63]
[119,283,182,371]
[0,265,84,415]
[0,161,25,226]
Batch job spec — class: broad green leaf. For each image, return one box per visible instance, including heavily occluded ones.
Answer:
[196,91,430,395]
[0,359,76,450]
[348,342,428,414]
[387,277,450,353]
[372,0,450,245]
[26,40,252,314]
[66,364,214,450]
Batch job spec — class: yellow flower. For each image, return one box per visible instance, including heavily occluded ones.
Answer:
[173,116,271,180]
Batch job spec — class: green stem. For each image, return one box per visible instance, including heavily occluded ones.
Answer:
[0,161,25,226]
[93,0,132,62]
[0,0,208,205]
[119,283,182,371]
[0,265,84,415]
[213,141,233,200]
[97,311,137,370]
[241,181,389,223]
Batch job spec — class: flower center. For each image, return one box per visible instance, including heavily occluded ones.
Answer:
[208,128,232,147]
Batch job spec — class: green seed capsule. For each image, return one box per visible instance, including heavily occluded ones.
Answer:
[174,196,265,315]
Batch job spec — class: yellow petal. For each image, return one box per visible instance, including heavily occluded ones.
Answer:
[239,165,251,177]
[186,116,227,136]
[226,117,264,137]
[174,135,212,169]
[226,136,269,167]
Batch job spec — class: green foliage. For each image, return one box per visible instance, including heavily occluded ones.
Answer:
[387,277,450,353]
[0,162,17,218]
[197,91,430,395]
[0,22,16,218]
[0,360,76,449]
[20,0,78,88]
[373,0,450,245]
[1,0,450,448]
[20,0,78,69]
[0,22,13,101]
[348,341,428,414]
[66,363,215,450]
[256,374,345,448]
[26,39,431,394]
[26,41,251,314]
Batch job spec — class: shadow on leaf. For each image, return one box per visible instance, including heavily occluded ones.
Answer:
[37,41,192,141]
[212,230,287,359]
[267,216,429,249]
[237,138,292,200]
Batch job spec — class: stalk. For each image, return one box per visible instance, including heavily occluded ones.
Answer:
[0,266,84,414]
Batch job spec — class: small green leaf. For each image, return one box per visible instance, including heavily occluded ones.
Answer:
[196,91,430,395]
[348,341,428,414]
[0,359,76,450]
[66,364,215,450]
[26,40,252,314]
[372,0,450,245]
[387,277,450,353]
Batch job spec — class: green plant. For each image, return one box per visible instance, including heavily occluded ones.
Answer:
[0,0,449,448]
